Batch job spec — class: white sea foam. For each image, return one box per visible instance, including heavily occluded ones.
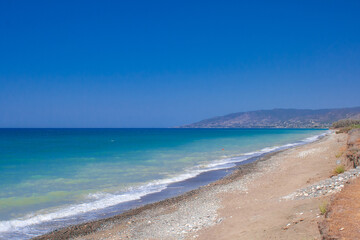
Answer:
[0,130,330,237]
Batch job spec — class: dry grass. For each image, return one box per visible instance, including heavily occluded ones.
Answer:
[336,125,360,134]
[335,152,343,158]
[319,201,328,215]
[334,165,345,175]
[335,146,347,158]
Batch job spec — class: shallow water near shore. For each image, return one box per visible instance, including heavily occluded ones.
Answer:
[0,128,328,239]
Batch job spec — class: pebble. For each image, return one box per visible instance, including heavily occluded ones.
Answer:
[284,167,360,200]
[96,149,288,239]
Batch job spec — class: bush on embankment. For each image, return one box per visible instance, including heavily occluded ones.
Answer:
[342,128,360,168]
[332,119,360,133]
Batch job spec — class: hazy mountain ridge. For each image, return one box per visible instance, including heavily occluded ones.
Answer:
[181,107,360,128]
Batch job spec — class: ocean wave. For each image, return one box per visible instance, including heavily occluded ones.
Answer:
[0,130,330,237]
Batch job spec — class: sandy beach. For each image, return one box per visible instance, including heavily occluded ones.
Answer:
[35,132,348,240]
[3,1,359,239]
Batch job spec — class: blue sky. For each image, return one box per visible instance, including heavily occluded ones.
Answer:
[1,0,360,127]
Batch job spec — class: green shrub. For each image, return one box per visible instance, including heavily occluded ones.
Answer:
[332,119,360,128]
[334,165,345,174]
[335,152,342,158]
[319,201,328,215]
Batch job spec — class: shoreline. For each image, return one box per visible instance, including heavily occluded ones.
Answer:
[34,132,331,240]
[0,130,328,239]
[34,151,285,240]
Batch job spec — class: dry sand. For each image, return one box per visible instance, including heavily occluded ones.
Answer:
[36,132,347,240]
[197,132,346,240]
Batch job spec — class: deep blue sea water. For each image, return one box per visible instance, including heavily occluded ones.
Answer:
[0,128,328,239]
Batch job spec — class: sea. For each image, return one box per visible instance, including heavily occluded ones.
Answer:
[0,128,328,239]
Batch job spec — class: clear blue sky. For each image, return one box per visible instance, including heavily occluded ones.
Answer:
[1,0,359,127]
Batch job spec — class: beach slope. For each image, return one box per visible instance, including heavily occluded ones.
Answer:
[35,132,346,240]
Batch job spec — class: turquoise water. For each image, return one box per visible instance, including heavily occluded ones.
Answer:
[0,128,327,239]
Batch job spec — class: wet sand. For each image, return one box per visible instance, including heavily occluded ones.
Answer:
[35,132,346,240]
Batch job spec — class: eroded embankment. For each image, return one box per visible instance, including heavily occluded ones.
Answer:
[319,129,360,240]
[346,129,360,167]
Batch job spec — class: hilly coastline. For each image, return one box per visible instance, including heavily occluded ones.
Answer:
[181,107,360,128]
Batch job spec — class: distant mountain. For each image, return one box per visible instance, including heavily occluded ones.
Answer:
[180,107,360,128]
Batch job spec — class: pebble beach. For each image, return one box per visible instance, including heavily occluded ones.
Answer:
[33,131,355,240]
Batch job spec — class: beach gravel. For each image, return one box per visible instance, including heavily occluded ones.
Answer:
[72,148,282,240]
[283,166,360,200]
[37,132,344,240]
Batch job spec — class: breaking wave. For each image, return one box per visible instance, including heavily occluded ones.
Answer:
[0,130,330,239]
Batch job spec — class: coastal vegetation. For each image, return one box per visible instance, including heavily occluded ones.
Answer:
[345,129,360,168]
[334,165,345,175]
[335,146,347,158]
[335,152,343,158]
[319,201,328,215]
[332,119,360,133]
[332,119,360,128]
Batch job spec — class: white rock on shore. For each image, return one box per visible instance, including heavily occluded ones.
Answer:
[283,166,360,200]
